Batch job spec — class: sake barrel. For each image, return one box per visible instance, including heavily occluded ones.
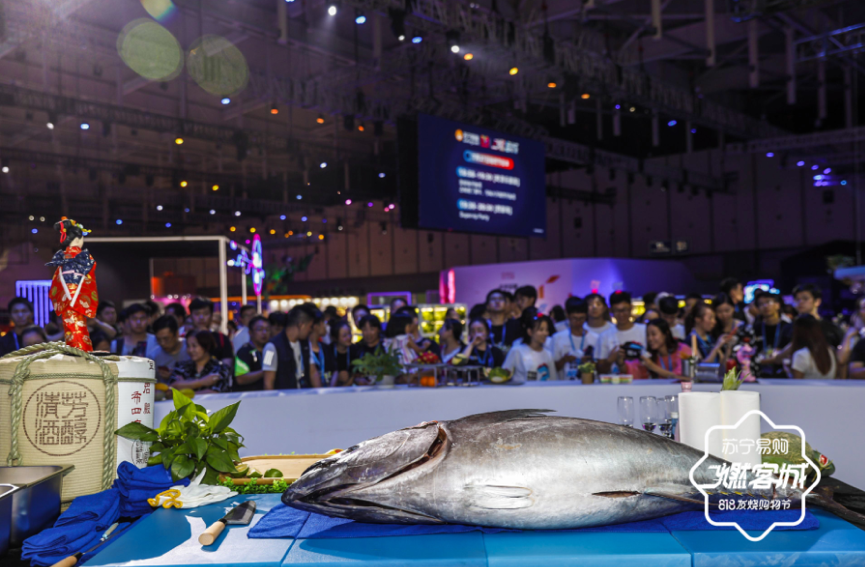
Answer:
[0,344,156,503]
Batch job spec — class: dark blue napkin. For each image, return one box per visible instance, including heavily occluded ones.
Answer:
[21,488,121,566]
[113,463,188,518]
[24,521,133,567]
[248,504,818,540]
[661,509,819,531]
[247,504,669,539]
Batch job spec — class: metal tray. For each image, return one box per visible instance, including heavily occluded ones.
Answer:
[0,465,74,546]
[0,484,20,555]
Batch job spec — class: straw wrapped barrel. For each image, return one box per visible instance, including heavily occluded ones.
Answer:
[0,342,156,502]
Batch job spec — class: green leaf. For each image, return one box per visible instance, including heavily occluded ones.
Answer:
[166,419,183,437]
[202,465,221,485]
[177,401,196,421]
[115,421,156,440]
[149,442,165,453]
[189,437,207,461]
[158,410,175,434]
[147,454,163,466]
[211,437,229,450]
[171,454,195,481]
[140,431,160,443]
[205,447,237,473]
[161,447,176,469]
[206,401,240,434]
[172,388,193,411]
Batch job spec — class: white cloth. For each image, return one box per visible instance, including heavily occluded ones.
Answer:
[148,468,237,509]
[232,327,250,354]
[502,344,558,383]
[262,340,304,382]
[554,320,568,333]
[583,322,617,360]
[791,347,836,379]
[671,323,686,340]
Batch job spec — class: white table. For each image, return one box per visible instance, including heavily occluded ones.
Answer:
[155,380,865,488]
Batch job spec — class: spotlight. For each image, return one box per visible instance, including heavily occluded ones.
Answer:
[464,53,474,61]
[28,216,34,221]
[302,216,308,222]
[221,97,231,105]
[250,227,256,233]
[156,205,164,211]
[316,114,325,124]
[116,219,123,225]
[379,172,386,178]
[355,14,366,24]
[842,180,848,185]
[824,168,832,174]
[368,202,374,207]
[412,35,422,44]
[270,229,276,235]
[811,165,819,170]
[398,35,405,41]
[1,167,8,174]
[46,122,54,130]
[165,223,172,228]
[280,215,286,220]
[320,162,327,168]
[345,199,352,205]
[766,152,774,158]
[210,209,216,215]
[629,106,636,112]
[180,180,188,188]
[46,113,56,129]
[690,128,697,134]
[547,82,557,88]
[509,67,518,75]
[212,184,219,191]
[175,137,184,145]
[615,104,621,110]
[446,30,460,53]
[230,226,236,232]
[797,161,805,167]
[296,195,302,200]
[31,228,38,234]
[581,93,590,100]
[667,120,677,127]
[328,4,337,16]
[235,211,242,217]
[270,104,279,115]
[389,7,406,40]
[319,234,325,240]
[80,122,90,130]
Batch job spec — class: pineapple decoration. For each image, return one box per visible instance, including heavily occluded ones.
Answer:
[46,217,99,351]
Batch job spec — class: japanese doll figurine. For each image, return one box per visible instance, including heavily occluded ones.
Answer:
[47,217,98,351]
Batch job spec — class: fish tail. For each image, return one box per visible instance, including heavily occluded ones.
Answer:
[806,486,865,525]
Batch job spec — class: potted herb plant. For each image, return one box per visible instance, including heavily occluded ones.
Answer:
[578,361,596,384]
[351,348,404,386]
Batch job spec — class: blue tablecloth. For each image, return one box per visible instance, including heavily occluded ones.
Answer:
[248,503,818,540]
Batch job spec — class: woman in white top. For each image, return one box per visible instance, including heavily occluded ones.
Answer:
[502,314,557,383]
[439,319,466,364]
[790,315,836,379]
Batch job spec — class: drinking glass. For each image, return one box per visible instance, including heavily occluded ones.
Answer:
[640,396,658,433]
[617,396,634,427]
[665,395,679,439]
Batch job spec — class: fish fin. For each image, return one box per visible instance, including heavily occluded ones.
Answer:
[465,485,534,509]
[593,491,640,498]
[644,486,713,506]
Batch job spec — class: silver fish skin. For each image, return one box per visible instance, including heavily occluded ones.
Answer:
[283,410,803,530]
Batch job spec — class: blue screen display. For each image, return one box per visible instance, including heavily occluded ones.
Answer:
[416,114,546,237]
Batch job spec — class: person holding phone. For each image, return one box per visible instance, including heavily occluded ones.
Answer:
[461,319,506,368]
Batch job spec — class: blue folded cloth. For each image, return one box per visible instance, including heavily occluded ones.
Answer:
[23,521,133,567]
[248,504,818,540]
[113,463,188,518]
[21,488,121,566]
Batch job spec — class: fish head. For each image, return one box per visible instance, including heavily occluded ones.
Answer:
[282,420,448,523]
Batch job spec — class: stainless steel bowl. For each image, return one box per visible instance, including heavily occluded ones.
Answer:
[0,465,73,546]
[0,484,20,555]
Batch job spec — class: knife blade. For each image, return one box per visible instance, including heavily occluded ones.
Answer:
[50,522,120,567]
[199,500,257,546]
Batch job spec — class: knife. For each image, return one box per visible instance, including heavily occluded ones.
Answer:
[50,522,119,567]
[199,500,257,546]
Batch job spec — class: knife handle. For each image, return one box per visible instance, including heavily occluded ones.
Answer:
[49,553,82,567]
[199,519,226,546]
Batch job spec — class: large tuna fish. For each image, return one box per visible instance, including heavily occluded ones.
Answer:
[283,410,857,530]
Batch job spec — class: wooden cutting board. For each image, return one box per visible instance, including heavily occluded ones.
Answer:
[218,454,332,485]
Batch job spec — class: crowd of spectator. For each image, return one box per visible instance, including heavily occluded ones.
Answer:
[0,276,858,393]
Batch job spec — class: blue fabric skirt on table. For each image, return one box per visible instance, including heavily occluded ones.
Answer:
[248,504,818,540]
